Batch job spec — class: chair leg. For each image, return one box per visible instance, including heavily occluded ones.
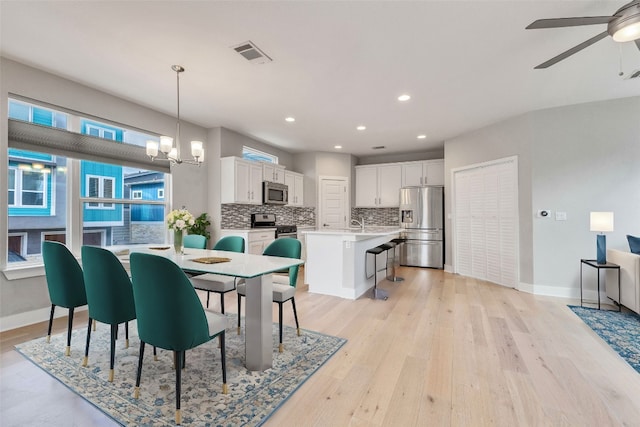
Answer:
[82,318,92,367]
[278,302,284,353]
[206,291,210,308]
[65,307,74,356]
[109,324,117,382]
[175,350,183,425]
[237,294,242,335]
[134,341,145,399]
[125,322,130,349]
[291,297,301,336]
[220,331,228,394]
[220,293,225,314]
[153,345,158,361]
[46,305,56,343]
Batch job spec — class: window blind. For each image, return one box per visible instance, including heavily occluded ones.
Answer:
[8,119,170,173]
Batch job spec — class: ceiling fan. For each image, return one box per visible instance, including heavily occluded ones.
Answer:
[526,0,640,69]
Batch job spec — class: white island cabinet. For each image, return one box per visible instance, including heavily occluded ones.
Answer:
[301,227,401,299]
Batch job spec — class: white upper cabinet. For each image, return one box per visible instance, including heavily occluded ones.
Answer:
[355,164,402,207]
[285,171,304,206]
[262,163,286,184]
[220,157,263,205]
[401,159,444,186]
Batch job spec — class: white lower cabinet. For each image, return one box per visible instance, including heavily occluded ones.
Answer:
[220,229,275,255]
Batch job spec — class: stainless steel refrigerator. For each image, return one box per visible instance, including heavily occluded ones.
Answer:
[399,186,444,269]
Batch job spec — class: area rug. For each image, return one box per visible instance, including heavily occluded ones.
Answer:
[569,305,640,373]
[15,314,346,426]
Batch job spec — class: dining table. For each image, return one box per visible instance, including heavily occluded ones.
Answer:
[114,245,304,372]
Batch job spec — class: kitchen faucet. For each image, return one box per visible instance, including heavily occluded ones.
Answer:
[351,217,365,231]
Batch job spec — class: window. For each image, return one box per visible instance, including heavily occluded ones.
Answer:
[9,99,67,129]
[6,98,170,269]
[85,123,116,141]
[243,146,278,164]
[86,175,115,209]
[7,166,48,208]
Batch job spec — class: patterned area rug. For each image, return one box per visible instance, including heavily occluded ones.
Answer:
[15,314,346,426]
[569,305,640,373]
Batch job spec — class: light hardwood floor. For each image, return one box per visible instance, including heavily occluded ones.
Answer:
[2,267,640,426]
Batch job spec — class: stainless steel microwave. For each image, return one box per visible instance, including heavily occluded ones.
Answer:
[262,181,288,205]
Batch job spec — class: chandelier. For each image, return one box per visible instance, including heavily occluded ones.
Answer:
[146,65,203,166]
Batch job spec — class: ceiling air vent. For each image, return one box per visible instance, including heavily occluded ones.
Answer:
[372,146,386,150]
[233,41,272,64]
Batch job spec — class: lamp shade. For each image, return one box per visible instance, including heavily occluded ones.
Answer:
[590,212,614,232]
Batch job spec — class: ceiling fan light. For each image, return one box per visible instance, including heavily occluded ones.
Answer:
[612,21,640,42]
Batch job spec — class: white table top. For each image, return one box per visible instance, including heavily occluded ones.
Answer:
[113,246,303,279]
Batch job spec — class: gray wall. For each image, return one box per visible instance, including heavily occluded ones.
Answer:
[357,148,444,165]
[444,96,640,296]
[219,127,294,171]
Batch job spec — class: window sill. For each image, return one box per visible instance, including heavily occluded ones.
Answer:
[2,264,46,280]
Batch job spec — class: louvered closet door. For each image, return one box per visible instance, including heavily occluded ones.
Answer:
[454,159,518,288]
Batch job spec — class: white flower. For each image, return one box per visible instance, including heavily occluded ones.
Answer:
[166,208,195,231]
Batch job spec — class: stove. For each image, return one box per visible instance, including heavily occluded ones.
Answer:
[251,213,297,238]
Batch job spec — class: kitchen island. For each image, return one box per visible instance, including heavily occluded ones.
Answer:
[301,227,401,299]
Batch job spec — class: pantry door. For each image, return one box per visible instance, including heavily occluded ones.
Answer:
[319,176,348,229]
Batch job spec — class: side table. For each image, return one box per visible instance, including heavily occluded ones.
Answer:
[579,259,621,311]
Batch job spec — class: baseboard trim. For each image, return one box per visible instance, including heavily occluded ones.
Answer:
[0,305,88,333]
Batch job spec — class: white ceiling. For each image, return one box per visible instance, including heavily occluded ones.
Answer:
[1,1,639,157]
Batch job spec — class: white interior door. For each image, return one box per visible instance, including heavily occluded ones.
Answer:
[453,157,518,288]
[319,177,348,229]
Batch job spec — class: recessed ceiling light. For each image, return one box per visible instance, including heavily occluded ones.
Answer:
[356,125,366,131]
[334,145,342,149]
[417,134,427,139]
[397,94,411,102]
[285,117,295,122]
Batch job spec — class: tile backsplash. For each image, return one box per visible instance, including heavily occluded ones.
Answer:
[351,207,400,226]
[221,204,399,228]
[221,204,317,228]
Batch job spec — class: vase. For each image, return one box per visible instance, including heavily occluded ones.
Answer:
[173,229,184,255]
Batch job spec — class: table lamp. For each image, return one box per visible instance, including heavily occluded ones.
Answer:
[590,212,614,264]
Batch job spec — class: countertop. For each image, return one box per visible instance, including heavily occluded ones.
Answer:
[301,227,402,238]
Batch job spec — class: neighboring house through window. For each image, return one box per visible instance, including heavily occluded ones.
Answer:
[86,175,115,209]
[242,146,278,164]
[6,98,169,265]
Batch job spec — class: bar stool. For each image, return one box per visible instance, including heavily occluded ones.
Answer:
[366,243,392,300]
[387,238,406,282]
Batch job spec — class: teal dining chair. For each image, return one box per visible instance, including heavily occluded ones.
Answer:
[183,234,207,249]
[130,252,227,425]
[191,236,245,312]
[42,241,87,356]
[80,245,137,382]
[236,238,302,352]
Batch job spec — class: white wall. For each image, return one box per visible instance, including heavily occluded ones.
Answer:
[445,96,640,297]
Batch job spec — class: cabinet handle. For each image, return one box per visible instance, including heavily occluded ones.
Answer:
[251,191,254,200]
[248,191,250,199]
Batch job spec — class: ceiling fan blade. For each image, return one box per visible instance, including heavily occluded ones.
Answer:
[534,31,609,69]
[526,16,614,29]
